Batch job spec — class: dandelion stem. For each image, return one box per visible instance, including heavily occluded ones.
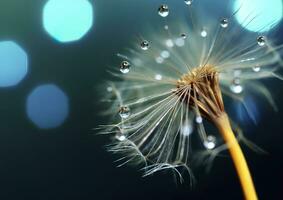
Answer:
[214,113,258,200]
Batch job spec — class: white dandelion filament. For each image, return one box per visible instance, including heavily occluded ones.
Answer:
[99,2,283,200]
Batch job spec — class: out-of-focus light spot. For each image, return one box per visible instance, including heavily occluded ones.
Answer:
[0,41,28,87]
[43,0,93,42]
[234,0,283,32]
[26,84,69,129]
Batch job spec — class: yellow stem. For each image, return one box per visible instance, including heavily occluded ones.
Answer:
[214,113,258,200]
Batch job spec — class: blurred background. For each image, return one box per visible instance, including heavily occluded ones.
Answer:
[0,0,282,199]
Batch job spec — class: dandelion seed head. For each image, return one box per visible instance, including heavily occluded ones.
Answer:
[100,1,283,179]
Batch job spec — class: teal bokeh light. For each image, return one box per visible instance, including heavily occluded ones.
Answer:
[26,84,69,129]
[0,41,28,87]
[43,0,94,42]
[234,0,283,32]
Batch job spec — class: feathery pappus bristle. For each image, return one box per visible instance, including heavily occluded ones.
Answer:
[98,0,283,180]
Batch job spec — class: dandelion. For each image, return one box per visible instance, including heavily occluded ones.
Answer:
[99,1,283,200]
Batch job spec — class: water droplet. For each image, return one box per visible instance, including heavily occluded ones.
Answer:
[200,29,207,37]
[196,116,203,124]
[184,0,193,5]
[220,18,229,28]
[253,65,261,72]
[180,33,187,39]
[115,131,126,141]
[158,4,169,17]
[164,25,169,30]
[155,74,162,80]
[140,40,150,50]
[155,56,164,64]
[161,50,170,58]
[119,106,131,119]
[257,36,266,46]
[175,38,185,47]
[203,135,216,150]
[107,86,113,92]
[165,39,174,47]
[230,78,243,94]
[120,61,131,74]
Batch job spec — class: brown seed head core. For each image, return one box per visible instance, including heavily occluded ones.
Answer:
[175,65,225,121]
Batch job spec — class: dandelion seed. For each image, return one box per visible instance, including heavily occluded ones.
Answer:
[99,2,283,200]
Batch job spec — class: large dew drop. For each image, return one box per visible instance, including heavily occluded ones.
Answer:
[158,4,169,17]
[184,0,193,5]
[120,61,131,74]
[203,135,216,150]
[119,106,131,119]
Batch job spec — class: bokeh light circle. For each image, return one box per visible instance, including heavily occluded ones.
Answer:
[0,41,28,87]
[234,0,283,32]
[26,84,69,129]
[43,0,93,42]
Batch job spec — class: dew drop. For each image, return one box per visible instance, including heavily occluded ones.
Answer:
[158,4,169,17]
[253,65,261,72]
[165,39,174,47]
[175,38,185,47]
[120,61,131,74]
[203,135,216,150]
[184,0,193,5]
[161,50,170,58]
[115,131,126,141]
[195,116,203,124]
[155,74,163,80]
[220,18,229,28]
[140,40,150,50]
[200,29,207,37]
[181,33,187,39]
[107,86,113,92]
[119,106,131,119]
[164,25,169,30]
[230,78,243,94]
[257,36,266,46]
[155,56,164,64]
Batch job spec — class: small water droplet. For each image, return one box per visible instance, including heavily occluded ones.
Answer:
[140,40,150,50]
[203,135,216,150]
[161,50,170,58]
[164,25,169,30]
[155,56,164,64]
[119,106,131,119]
[158,4,169,17]
[175,38,185,47]
[180,33,187,39]
[253,65,261,72]
[257,36,266,46]
[220,18,228,28]
[120,61,131,74]
[155,74,163,80]
[184,0,193,5]
[196,116,203,124]
[200,29,207,37]
[107,86,113,92]
[165,39,174,47]
[230,78,243,94]
[115,131,126,141]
